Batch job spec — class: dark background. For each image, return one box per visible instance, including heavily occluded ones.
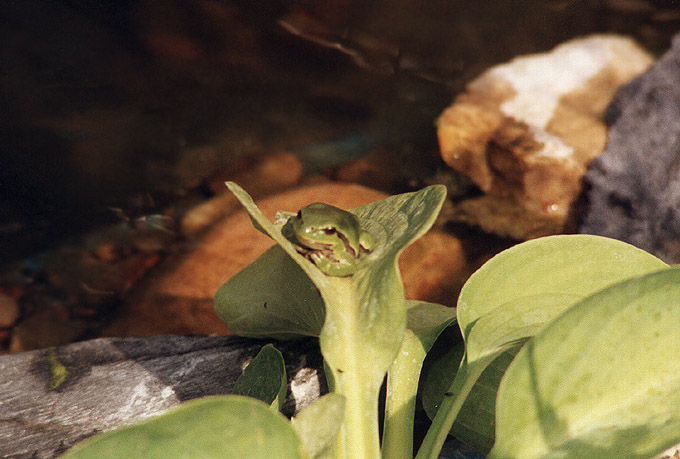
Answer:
[2,0,679,267]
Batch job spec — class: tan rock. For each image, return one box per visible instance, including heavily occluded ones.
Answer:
[102,182,465,337]
[438,35,653,239]
[0,293,20,328]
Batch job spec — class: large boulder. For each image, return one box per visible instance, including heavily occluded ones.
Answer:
[579,33,680,264]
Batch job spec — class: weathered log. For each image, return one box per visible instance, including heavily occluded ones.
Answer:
[0,335,325,459]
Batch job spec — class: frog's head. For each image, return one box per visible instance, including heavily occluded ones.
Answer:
[293,203,363,254]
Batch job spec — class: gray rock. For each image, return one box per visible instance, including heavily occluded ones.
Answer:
[579,33,680,264]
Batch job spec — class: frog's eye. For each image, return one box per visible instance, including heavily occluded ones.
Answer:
[323,227,336,235]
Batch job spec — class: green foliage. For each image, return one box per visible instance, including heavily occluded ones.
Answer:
[421,342,518,453]
[218,182,448,459]
[489,267,680,458]
[456,235,668,337]
[214,246,324,339]
[292,393,346,459]
[382,301,457,458]
[47,347,69,390]
[417,235,671,459]
[60,396,306,459]
[62,183,680,459]
[233,343,287,411]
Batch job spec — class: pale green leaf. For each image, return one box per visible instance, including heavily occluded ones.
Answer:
[60,396,305,459]
[382,301,457,459]
[457,235,668,338]
[490,267,680,459]
[292,393,345,459]
[417,235,668,459]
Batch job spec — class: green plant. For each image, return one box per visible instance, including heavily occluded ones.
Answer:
[62,183,680,459]
[418,235,678,459]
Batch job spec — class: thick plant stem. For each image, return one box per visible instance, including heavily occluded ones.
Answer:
[415,358,487,459]
[332,366,382,459]
[321,282,384,459]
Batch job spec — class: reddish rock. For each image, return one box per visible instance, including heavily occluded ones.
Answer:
[401,232,468,306]
[102,182,466,337]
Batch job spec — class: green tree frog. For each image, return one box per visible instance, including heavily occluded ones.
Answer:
[282,203,374,277]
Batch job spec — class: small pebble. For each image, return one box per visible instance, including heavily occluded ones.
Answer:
[91,243,120,262]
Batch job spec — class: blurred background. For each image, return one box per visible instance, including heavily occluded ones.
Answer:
[3,0,679,266]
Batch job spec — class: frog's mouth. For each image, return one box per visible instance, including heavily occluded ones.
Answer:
[295,230,357,263]
[335,230,357,258]
[295,243,346,263]
[296,244,338,263]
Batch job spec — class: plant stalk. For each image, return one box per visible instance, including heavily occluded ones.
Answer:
[331,366,382,459]
[321,281,384,459]
[415,358,487,459]
[382,330,426,459]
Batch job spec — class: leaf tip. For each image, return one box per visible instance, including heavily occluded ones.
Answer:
[431,184,448,202]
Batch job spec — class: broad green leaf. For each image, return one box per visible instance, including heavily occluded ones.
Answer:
[220,182,446,459]
[383,301,457,459]
[214,246,324,339]
[60,396,306,459]
[457,235,668,337]
[490,266,680,459]
[323,359,335,393]
[421,341,465,425]
[233,344,287,411]
[417,235,668,459]
[292,393,345,459]
[421,343,519,453]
